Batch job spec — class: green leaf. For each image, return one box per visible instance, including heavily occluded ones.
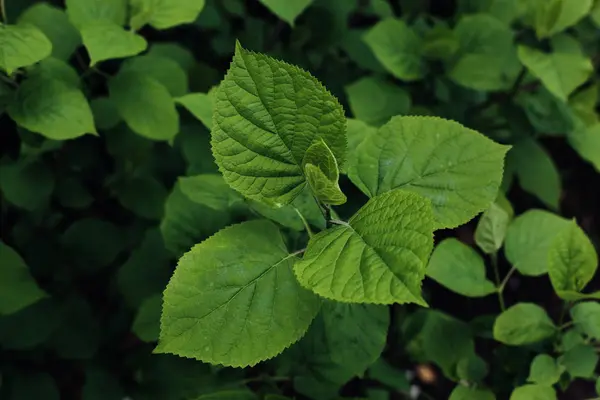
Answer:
[449,14,517,91]
[121,54,189,97]
[449,386,495,400]
[363,18,426,81]
[133,294,162,342]
[508,138,561,210]
[0,299,61,350]
[504,209,570,276]
[80,22,147,66]
[157,220,321,367]
[212,43,346,206]
[303,139,345,205]
[27,57,80,87]
[570,302,600,340]
[0,242,47,315]
[510,385,556,400]
[56,177,94,209]
[176,92,214,129]
[9,372,60,400]
[527,354,563,385]
[130,0,207,30]
[517,46,593,101]
[160,182,231,256]
[62,218,125,272]
[148,42,196,72]
[8,74,96,140]
[548,221,598,298]
[475,202,511,254]
[82,367,125,400]
[295,189,434,305]
[18,3,81,60]
[115,176,168,220]
[48,297,100,359]
[258,0,313,26]
[534,0,593,38]
[493,303,556,345]
[368,360,410,392]
[109,71,179,141]
[344,76,411,127]
[65,0,127,28]
[348,116,509,229]
[568,123,600,172]
[457,353,488,383]
[517,87,575,135]
[178,174,243,211]
[0,160,54,210]
[558,344,599,378]
[426,238,497,297]
[0,24,52,75]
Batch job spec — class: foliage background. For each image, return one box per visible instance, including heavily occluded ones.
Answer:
[1,0,600,399]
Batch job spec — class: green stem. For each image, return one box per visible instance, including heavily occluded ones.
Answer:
[491,252,506,311]
[558,302,572,327]
[559,321,574,331]
[238,375,290,385]
[293,207,313,238]
[0,74,17,88]
[498,266,516,292]
[507,67,526,100]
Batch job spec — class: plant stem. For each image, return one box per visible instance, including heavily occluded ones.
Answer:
[507,67,526,100]
[239,375,290,385]
[0,74,17,88]
[1,0,7,24]
[293,207,313,238]
[498,266,516,292]
[491,252,506,311]
[559,321,574,330]
[324,204,333,228]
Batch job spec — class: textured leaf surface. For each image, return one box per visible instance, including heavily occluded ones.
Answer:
[0,242,47,315]
[212,43,346,206]
[345,76,411,126]
[109,71,179,141]
[508,138,561,209]
[157,220,321,367]
[258,0,313,25]
[363,18,425,81]
[493,303,556,345]
[504,210,570,276]
[348,116,509,228]
[548,221,598,298]
[295,189,434,305]
[518,46,593,101]
[426,239,496,297]
[510,385,556,400]
[527,354,563,385]
[0,24,52,75]
[8,75,95,140]
[303,140,345,205]
[130,0,207,30]
[475,202,511,254]
[65,0,127,28]
[18,3,80,60]
[80,22,147,66]
[570,302,600,340]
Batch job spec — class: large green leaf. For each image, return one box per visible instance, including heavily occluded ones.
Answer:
[493,303,556,345]
[0,24,52,75]
[547,221,598,299]
[527,354,563,385]
[178,174,244,211]
[362,18,425,81]
[65,0,127,28]
[258,0,313,26]
[510,385,556,400]
[7,74,96,140]
[504,209,570,276]
[533,0,593,38]
[568,123,600,172]
[508,138,561,210]
[559,344,599,378]
[109,71,179,141]
[18,3,81,60]
[176,92,214,129]
[518,46,593,101]
[294,189,434,305]
[130,0,207,30]
[0,242,47,316]
[426,238,496,297]
[157,220,321,367]
[344,76,411,127]
[348,116,509,229]
[570,302,600,340]
[211,43,346,206]
[80,22,147,66]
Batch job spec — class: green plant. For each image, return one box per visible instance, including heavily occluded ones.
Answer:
[1,1,600,400]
